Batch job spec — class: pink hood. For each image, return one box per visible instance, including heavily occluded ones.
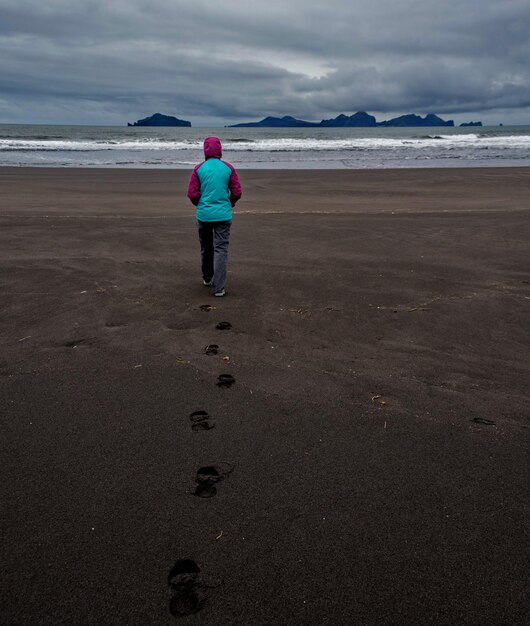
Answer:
[204,136,222,159]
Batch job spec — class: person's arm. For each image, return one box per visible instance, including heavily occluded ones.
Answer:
[228,165,242,207]
[187,166,201,206]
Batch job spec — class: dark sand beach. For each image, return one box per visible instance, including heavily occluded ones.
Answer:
[1,166,529,625]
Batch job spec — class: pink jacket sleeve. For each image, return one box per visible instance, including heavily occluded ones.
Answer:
[187,165,201,206]
[228,165,242,206]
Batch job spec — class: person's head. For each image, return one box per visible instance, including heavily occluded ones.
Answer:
[204,136,222,160]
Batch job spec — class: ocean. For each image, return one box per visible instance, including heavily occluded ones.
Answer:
[0,124,529,169]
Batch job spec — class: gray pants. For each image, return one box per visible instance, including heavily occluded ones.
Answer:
[197,220,231,292]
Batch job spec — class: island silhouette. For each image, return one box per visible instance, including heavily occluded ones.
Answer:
[127,111,483,128]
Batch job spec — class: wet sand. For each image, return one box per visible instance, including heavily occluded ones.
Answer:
[1,166,529,625]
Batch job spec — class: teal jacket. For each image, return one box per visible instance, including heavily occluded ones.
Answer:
[187,136,242,222]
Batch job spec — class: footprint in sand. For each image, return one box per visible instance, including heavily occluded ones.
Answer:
[193,463,233,498]
[217,374,235,388]
[167,559,206,617]
[205,344,219,355]
[216,321,232,330]
[472,417,496,426]
[63,338,91,348]
[200,304,215,312]
[189,411,215,432]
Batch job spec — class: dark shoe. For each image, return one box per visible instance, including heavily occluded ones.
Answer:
[203,278,212,286]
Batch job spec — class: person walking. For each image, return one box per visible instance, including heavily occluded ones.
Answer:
[187,136,242,297]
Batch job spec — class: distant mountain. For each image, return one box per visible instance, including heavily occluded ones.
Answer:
[229,115,318,128]
[229,111,455,128]
[377,113,454,127]
[320,112,376,127]
[128,113,191,127]
[128,111,477,129]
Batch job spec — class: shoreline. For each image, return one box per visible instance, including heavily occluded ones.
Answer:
[1,163,530,171]
[1,165,529,217]
[2,163,530,169]
[2,163,530,170]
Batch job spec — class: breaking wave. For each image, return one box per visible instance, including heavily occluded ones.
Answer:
[1,133,529,153]
[0,124,529,168]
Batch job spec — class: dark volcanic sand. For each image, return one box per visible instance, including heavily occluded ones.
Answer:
[1,167,529,625]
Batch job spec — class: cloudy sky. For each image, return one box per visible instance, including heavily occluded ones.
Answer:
[1,0,529,126]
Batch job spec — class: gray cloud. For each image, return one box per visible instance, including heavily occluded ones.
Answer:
[0,0,529,125]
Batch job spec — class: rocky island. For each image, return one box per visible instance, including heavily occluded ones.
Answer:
[377,113,453,127]
[231,115,318,128]
[320,112,377,127]
[229,111,463,128]
[128,113,191,127]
